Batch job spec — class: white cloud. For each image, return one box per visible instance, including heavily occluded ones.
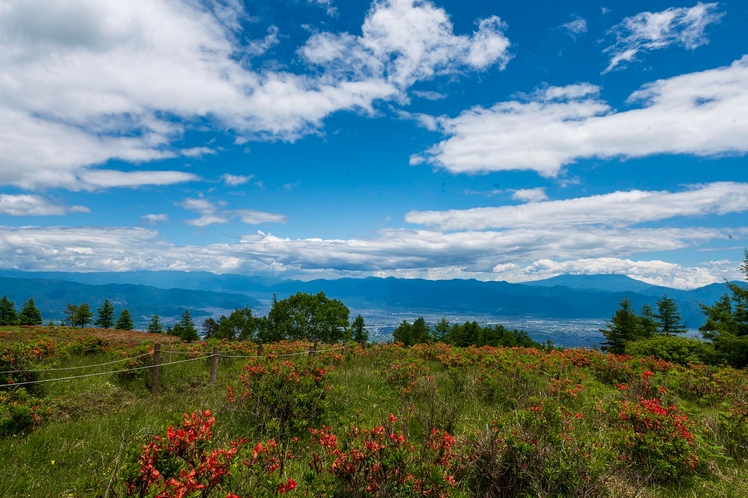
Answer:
[179,197,286,227]
[141,213,169,224]
[603,2,723,73]
[511,188,548,203]
[220,173,254,186]
[308,0,338,17]
[491,257,730,289]
[413,57,748,176]
[0,0,511,191]
[412,90,447,100]
[79,170,199,189]
[407,182,748,231]
[300,0,511,88]
[0,194,89,216]
[562,16,587,36]
[0,221,742,288]
[235,209,288,224]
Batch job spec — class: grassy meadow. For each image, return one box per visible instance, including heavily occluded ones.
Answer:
[2,326,748,497]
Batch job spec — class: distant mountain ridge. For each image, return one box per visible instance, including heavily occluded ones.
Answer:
[0,276,258,327]
[0,270,742,331]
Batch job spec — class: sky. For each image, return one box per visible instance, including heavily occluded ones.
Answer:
[0,0,747,289]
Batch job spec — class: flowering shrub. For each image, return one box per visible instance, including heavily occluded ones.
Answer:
[0,387,48,435]
[232,356,334,438]
[0,339,54,386]
[122,410,243,497]
[305,416,459,497]
[239,438,298,496]
[615,397,700,483]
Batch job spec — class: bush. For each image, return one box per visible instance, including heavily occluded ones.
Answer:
[625,335,717,366]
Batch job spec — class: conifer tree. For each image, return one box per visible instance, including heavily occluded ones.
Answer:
[177,309,198,342]
[638,303,658,338]
[655,295,687,336]
[600,297,640,354]
[115,309,134,330]
[351,314,368,345]
[146,315,163,334]
[18,297,42,326]
[95,299,115,329]
[0,295,18,326]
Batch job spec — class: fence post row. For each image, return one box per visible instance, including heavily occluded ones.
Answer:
[151,343,161,394]
[209,346,220,384]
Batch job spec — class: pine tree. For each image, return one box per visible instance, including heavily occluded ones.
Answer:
[18,298,43,326]
[146,315,163,334]
[351,314,368,345]
[638,304,658,338]
[116,309,134,330]
[177,309,198,342]
[700,249,748,367]
[95,299,115,329]
[600,297,641,354]
[656,295,687,336]
[0,295,18,326]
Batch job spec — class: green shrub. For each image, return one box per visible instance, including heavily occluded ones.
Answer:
[625,335,717,366]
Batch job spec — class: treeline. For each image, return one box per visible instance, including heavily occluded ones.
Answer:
[0,297,42,326]
[602,250,748,368]
[392,317,543,349]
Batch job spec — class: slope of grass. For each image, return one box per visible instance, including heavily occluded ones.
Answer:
[2,327,748,497]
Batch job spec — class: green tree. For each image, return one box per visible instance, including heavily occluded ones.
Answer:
[64,303,93,328]
[600,297,641,354]
[95,299,115,329]
[147,315,163,334]
[214,306,257,341]
[18,297,42,326]
[432,317,451,343]
[638,303,658,338]
[267,292,350,343]
[392,320,413,345]
[700,250,748,367]
[655,294,687,336]
[174,309,198,342]
[201,317,219,339]
[0,295,18,326]
[115,309,134,330]
[351,314,368,345]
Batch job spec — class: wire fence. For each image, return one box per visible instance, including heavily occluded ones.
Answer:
[1,344,348,389]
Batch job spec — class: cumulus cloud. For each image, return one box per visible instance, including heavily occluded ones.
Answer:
[407,182,748,231]
[413,58,748,176]
[0,0,511,191]
[299,0,511,88]
[0,194,89,216]
[179,197,286,227]
[604,2,723,73]
[491,257,731,289]
[0,223,741,288]
[511,188,548,203]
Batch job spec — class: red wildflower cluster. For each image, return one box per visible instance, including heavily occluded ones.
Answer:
[124,411,244,497]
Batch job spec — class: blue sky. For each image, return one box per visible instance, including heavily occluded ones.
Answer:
[0,0,746,288]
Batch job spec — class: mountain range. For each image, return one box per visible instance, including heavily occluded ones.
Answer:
[0,270,741,334]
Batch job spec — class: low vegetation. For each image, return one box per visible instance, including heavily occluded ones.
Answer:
[1,327,748,496]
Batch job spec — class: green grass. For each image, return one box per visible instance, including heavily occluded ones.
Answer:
[3,330,748,496]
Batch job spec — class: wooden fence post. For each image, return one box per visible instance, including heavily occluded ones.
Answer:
[209,346,220,384]
[151,343,161,395]
[257,340,263,357]
[309,341,318,357]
